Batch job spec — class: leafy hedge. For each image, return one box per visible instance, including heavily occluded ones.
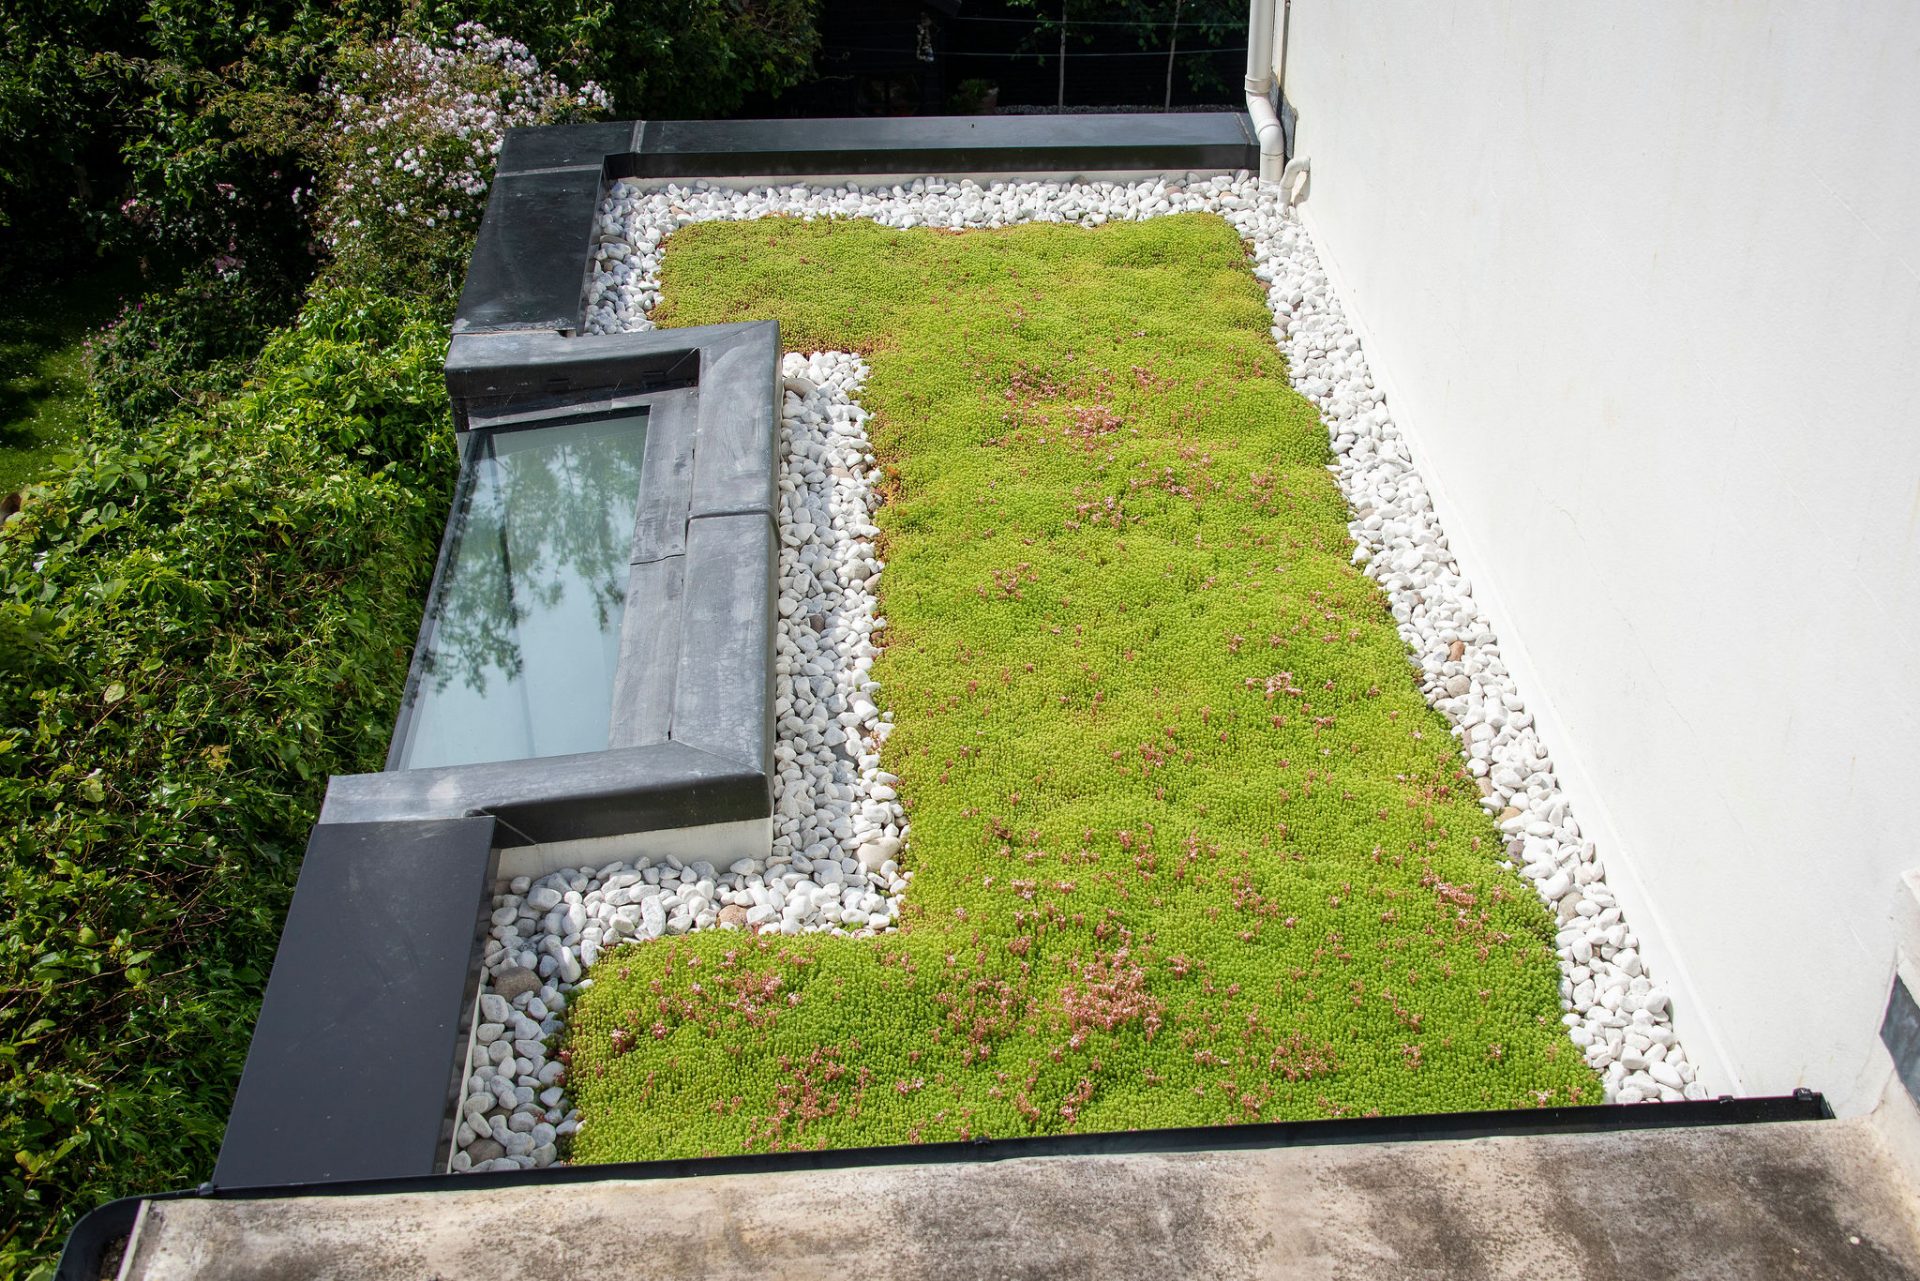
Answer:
[0,14,622,1267]
[1,0,823,282]
[430,0,821,120]
[84,266,302,437]
[0,286,455,1271]
[316,23,610,299]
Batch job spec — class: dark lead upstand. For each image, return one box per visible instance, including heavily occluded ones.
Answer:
[320,322,783,851]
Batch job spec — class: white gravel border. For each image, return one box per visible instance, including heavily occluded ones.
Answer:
[457,173,1701,1172]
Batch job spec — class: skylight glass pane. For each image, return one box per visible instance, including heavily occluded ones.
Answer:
[395,412,648,770]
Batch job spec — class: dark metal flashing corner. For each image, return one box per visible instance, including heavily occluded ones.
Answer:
[452,167,606,336]
[212,817,498,1189]
[493,120,642,176]
[336,319,781,846]
[453,111,1260,338]
[1881,974,1920,1106]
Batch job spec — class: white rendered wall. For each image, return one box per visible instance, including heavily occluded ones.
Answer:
[1282,2,1920,1115]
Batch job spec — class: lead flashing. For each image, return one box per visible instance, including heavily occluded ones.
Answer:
[327,320,781,845]
[213,817,498,1187]
[453,112,1261,337]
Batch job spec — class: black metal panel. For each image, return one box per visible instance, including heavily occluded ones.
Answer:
[213,817,497,1188]
[609,555,685,749]
[452,169,604,335]
[627,386,698,564]
[496,120,642,176]
[614,112,1258,180]
[1881,975,1920,1105]
[672,512,778,774]
[486,745,771,843]
[688,323,782,520]
[322,741,767,844]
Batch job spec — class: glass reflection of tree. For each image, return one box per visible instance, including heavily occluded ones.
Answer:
[418,415,647,698]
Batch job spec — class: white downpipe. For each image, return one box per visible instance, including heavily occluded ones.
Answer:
[1248,93,1285,184]
[1243,0,1275,95]
[1244,0,1285,183]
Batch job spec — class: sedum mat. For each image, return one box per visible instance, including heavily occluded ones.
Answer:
[565,213,1595,1158]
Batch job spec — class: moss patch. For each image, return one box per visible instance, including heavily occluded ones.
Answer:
[565,214,1594,1158]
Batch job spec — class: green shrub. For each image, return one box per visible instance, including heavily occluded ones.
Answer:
[1,20,618,1271]
[2,0,824,284]
[0,0,365,284]
[0,284,456,1273]
[422,0,821,119]
[85,266,301,435]
[948,78,1001,113]
[316,23,609,297]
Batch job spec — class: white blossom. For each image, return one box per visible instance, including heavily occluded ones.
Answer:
[320,23,609,257]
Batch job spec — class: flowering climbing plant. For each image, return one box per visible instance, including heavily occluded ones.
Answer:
[317,23,610,293]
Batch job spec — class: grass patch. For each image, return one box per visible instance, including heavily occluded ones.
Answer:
[565,214,1594,1157]
[0,265,133,495]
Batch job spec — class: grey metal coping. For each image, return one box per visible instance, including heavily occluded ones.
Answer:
[213,817,498,1187]
[454,111,1259,335]
[491,113,1256,183]
[452,168,605,335]
[610,112,1257,181]
[321,321,780,846]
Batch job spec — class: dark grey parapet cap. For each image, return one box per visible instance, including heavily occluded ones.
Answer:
[610,112,1257,182]
[453,112,1260,336]
[322,321,781,846]
[214,816,498,1186]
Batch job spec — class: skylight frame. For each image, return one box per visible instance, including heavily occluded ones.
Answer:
[318,321,784,854]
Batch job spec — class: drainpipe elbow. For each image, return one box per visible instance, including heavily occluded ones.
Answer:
[1247,91,1286,185]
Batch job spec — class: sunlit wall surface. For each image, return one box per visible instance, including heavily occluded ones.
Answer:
[1284,0,1920,1113]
